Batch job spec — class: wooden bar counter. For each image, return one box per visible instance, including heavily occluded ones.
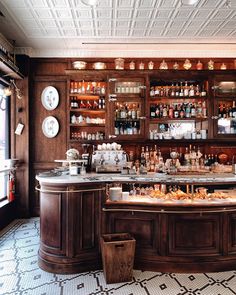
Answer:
[36,173,236,274]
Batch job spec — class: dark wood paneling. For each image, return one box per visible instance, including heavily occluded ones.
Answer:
[106,211,157,250]
[40,191,65,255]
[168,214,221,256]
[31,80,67,163]
[228,213,236,254]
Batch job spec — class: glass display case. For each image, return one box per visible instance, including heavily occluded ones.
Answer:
[108,78,146,139]
[213,80,236,136]
[148,79,209,140]
[69,80,106,142]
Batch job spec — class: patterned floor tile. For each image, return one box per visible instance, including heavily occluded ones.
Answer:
[0,218,236,295]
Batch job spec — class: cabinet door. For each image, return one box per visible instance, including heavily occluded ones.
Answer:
[228,212,236,254]
[105,211,159,254]
[213,79,236,138]
[167,213,222,256]
[107,77,146,140]
[69,187,102,258]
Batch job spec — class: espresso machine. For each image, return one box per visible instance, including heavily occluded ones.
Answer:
[91,143,128,173]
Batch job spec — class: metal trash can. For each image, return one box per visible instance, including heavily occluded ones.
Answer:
[100,233,136,284]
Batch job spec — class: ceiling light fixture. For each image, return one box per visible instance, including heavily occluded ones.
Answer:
[81,0,98,6]
[181,0,199,5]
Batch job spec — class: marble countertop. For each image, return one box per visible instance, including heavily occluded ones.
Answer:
[36,172,236,185]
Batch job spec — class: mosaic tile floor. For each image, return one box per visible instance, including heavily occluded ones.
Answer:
[0,218,236,295]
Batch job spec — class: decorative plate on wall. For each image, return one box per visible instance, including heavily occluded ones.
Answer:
[42,116,59,138]
[41,86,59,110]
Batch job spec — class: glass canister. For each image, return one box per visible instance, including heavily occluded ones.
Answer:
[196,60,203,70]
[129,61,135,70]
[115,58,125,70]
[173,62,179,70]
[159,60,168,70]
[183,59,192,70]
[220,63,227,70]
[148,61,154,70]
[139,62,145,70]
[208,59,214,70]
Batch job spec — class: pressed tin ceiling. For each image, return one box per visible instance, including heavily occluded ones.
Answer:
[0,0,236,57]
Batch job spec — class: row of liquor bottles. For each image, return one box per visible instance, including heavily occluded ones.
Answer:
[150,82,207,98]
[70,97,105,109]
[115,103,141,120]
[218,101,236,118]
[71,131,105,141]
[150,101,207,119]
[136,145,225,173]
[70,81,106,95]
[114,121,140,135]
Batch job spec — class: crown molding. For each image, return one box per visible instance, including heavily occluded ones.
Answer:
[0,33,13,53]
[14,43,236,58]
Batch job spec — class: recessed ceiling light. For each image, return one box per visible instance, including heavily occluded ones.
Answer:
[81,0,98,6]
[181,0,199,5]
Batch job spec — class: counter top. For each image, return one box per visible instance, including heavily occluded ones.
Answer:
[36,172,236,185]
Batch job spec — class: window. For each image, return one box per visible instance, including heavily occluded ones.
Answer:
[0,84,10,201]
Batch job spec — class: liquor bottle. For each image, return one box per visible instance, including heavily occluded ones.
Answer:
[114,121,119,135]
[132,121,138,134]
[218,103,223,118]
[74,82,78,93]
[102,97,105,109]
[140,147,146,166]
[179,104,185,118]
[86,100,92,109]
[70,81,74,93]
[131,105,137,119]
[175,83,180,96]
[170,83,175,96]
[189,84,195,97]
[196,101,202,118]
[93,100,99,110]
[202,101,207,117]
[195,84,200,96]
[80,100,86,108]
[150,104,156,118]
[174,104,179,118]
[154,86,160,96]
[185,103,190,118]
[232,101,236,118]
[191,103,196,117]
[169,104,174,118]
[179,82,184,97]
[201,85,207,97]
[150,86,155,97]
[155,104,160,118]
[101,84,106,95]
[184,81,189,97]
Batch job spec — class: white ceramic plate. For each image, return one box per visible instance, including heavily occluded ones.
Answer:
[41,86,59,110]
[42,116,59,138]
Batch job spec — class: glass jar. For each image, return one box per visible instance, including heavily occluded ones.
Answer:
[139,62,144,70]
[148,61,154,70]
[183,59,192,70]
[208,60,214,70]
[129,61,135,70]
[173,62,179,70]
[115,58,125,70]
[159,60,168,70]
[220,63,227,70]
[196,60,203,70]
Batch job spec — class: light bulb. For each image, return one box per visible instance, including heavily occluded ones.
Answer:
[4,87,12,97]
[81,0,98,6]
[181,0,199,5]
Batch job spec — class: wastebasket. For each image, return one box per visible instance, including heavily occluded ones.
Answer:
[100,233,136,284]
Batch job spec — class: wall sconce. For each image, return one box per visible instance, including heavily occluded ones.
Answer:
[4,79,23,100]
